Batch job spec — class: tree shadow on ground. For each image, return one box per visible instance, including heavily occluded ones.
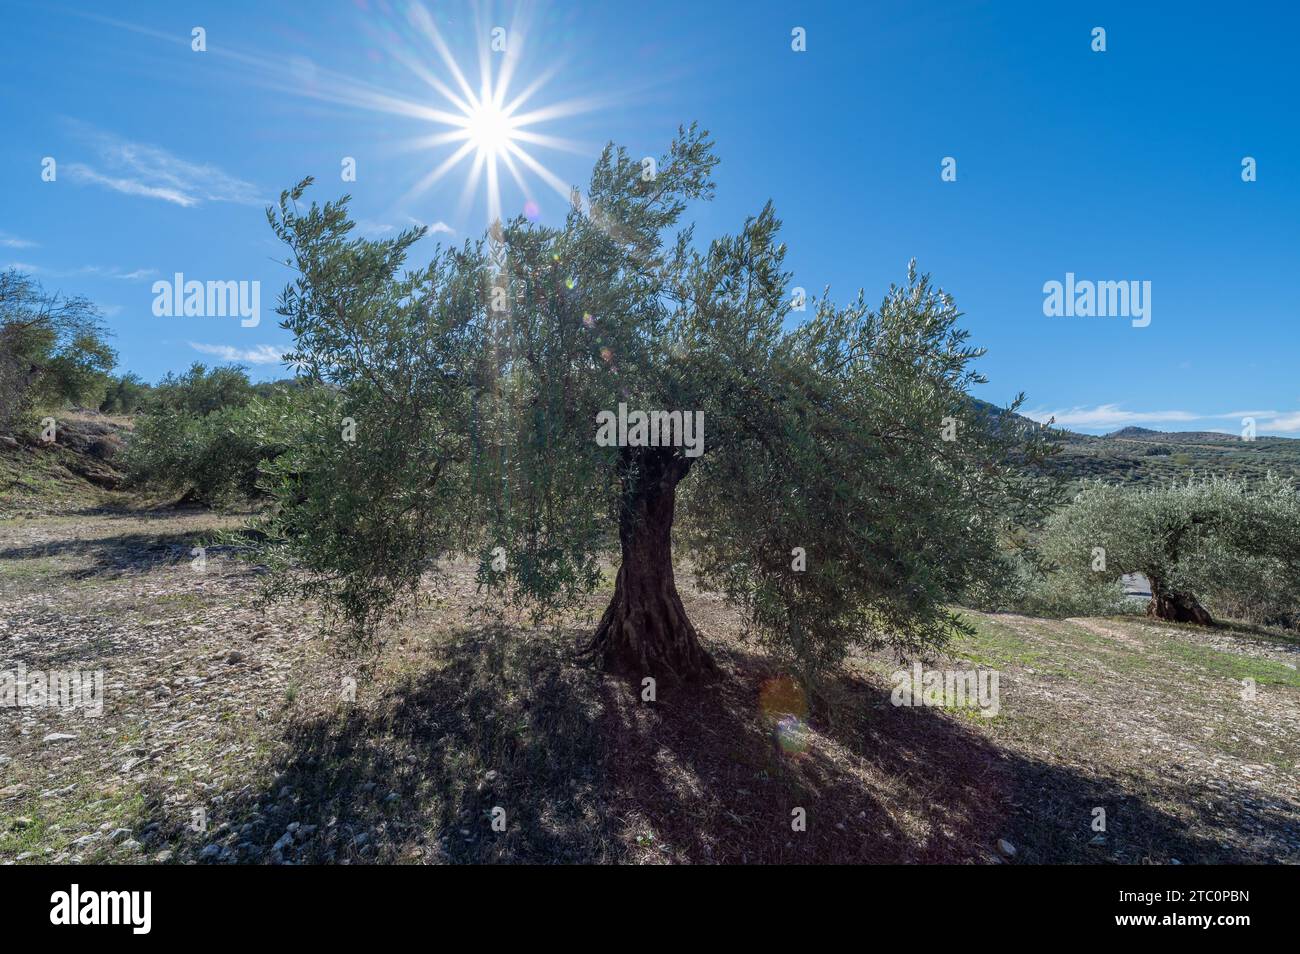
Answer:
[0,529,222,580]
[596,643,1295,863]
[130,626,1296,864]
[130,626,618,864]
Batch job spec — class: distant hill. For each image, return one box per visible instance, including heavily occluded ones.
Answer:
[971,401,1300,486]
[1104,426,1245,445]
[1106,426,1163,439]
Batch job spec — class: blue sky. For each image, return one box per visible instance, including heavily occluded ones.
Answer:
[2,0,1296,434]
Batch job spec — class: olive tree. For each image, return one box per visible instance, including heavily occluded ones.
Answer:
[255,126,1057,681]
[1041,474,1300,625]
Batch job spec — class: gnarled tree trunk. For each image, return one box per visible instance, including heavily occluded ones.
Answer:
[588,447,716,681]
[1147,579,1213,625]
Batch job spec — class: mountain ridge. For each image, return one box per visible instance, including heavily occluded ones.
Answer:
[968,399,1300,485]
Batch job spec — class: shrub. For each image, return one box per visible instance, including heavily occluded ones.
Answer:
[123,397,295,507]
[147,363,256,416]
[0,268,116,431]
[99,373,152,414]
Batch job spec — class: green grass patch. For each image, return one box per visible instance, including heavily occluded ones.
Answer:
[0,555,68,579]
[0,788,145,862]
[1157,640,1300,688]
[952,615,1050,668]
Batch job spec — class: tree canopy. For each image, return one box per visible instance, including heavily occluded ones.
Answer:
[250,126,1058,681]
[1041,474,1300,625]
[0,267,116,430]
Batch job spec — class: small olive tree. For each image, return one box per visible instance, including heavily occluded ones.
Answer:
[1041,474,1300,625]
[254,127,1058,681]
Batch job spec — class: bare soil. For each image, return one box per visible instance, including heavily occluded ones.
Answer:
[2,509,1297,864]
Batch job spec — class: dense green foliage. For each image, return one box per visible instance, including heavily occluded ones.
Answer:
[250,179,482,640]
[98,372,152,414]
[148,363,259,416]
[0,268,117,430]
[248,128,1059,676]
[1039,475,1300,627]
[673,263,1062,671]
[122,364,300,507]
[123,405,258,506]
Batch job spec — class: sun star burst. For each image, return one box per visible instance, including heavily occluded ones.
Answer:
[387,3,598,227]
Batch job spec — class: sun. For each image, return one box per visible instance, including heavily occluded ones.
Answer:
[233,2,607,227]
[463,98,517,160]
[145,2,612,230]
[382,3,603,226]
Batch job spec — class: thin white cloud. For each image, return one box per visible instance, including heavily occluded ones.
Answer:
[189,342,285,365]
[1258,413,1300,433]
[65,163,196,207]
[64,123,263,208]
[4,263,156,281]
[406,215,453,235]
[1025,404,1300,435]
[0,232,37,249]
[80,265,157,281]
[1024,405,1200,429]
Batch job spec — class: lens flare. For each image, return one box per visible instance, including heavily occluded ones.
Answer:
[759,675,811,756]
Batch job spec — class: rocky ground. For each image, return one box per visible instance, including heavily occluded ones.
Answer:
[0,411,132,519]
[1,508,1297,864]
